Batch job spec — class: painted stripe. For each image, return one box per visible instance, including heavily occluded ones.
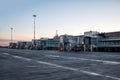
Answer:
[80,70,101,76]
[10,55,103,77]
[105,76,120,80]
[2,53,10,55]
[12,55,32,61]
[11,55,120,80]
[37,60,78,71]
[2,53,120,80]
[46,55,120,65]
[45,55,60,58]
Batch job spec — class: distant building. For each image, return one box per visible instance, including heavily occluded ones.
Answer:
[25,42,32,49]
[83,31,120,52]
[9,42,17,49]
[43,39,59,50]
[8,30,120,52]
[59,35,84,51]
[32,38,59,50]
[84,31,99,37]
[74,35,84,51]
[103,31,120,38]
[84,31,99,52]
[97,31,120,52]
[32,39,45,50]
[16,41,25,49]
[59,35,75,51]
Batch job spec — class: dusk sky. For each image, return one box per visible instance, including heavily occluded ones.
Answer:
[0,0,120,46]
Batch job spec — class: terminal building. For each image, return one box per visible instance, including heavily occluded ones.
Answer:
[97,31,120,52]
[32,38,59,50]
[9,31,120,52]
[84,31,120,52]
[59,35,84,51]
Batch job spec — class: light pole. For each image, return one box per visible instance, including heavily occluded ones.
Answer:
[10,28,13,43]
[33,15,37,45]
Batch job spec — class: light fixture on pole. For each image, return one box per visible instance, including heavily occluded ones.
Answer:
[33,15,37,45]
[10,28,13,43]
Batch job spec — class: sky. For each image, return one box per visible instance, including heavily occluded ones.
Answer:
[0,0,120,46]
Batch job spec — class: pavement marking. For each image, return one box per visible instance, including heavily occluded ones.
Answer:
[2,52,120,80]
[79,70,101,76]
[25,66,42,67]
[12,55,32,61]
[2,53,10,55]
[2,53,32,61]
[6,54,103,77]
[45,55,60,58]
[105,76,120,80]
[45,54,120,65]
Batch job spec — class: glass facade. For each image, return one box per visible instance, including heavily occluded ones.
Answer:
[100,40,120,46]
